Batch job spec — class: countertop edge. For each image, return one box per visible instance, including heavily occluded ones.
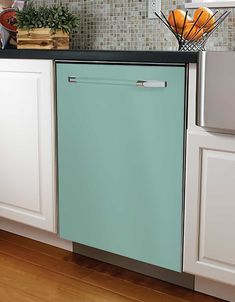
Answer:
[0,50,199,64]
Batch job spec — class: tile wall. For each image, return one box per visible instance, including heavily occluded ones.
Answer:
[36,0,234,50]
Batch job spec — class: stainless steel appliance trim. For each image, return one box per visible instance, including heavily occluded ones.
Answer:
[196,51,235,134]
[197,51,206,127]
[136,80,167,88]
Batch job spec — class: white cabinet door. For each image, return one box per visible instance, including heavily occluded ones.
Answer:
[0,59,56,232]
[184,131,235,285]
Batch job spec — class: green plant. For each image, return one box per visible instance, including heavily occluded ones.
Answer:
[16,2,79,33]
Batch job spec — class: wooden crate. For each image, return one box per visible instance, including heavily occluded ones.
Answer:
[17,28,69,49]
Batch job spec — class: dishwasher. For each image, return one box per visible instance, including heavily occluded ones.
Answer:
[56,62,186,272]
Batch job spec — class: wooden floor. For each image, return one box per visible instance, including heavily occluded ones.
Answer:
[0,230,225,302]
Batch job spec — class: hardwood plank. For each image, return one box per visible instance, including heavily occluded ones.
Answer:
[0,231,225,302]
[0,230,103,277]
[0,253,139,302]
[0,230,104,270]
[130,277,224,302]
[0,239,186,302]
[81,271,187,302]
[64,253,224,302]
[0,238,93,279]
[0,230,70,260]
[0,283,46,302]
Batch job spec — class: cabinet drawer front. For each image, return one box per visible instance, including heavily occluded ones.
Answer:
[57,63,185,272]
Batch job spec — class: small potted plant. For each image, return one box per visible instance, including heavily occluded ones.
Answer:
[16,2,79,49]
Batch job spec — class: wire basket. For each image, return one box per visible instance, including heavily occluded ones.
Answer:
[155,10,231,51]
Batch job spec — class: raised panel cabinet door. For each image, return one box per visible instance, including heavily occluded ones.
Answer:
[184,132,235,285]
[57,63,185,272]
[0,59,56,232]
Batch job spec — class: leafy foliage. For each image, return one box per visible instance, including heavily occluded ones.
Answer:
[16,2,79,33]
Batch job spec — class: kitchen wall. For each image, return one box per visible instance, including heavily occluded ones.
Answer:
[37,0,234,50]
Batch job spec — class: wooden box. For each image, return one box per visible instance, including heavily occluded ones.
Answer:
[17,28,69,49]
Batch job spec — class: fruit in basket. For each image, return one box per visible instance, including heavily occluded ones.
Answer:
[172,26,182,34]
[156,8,230,51]
[194,7,215,31]
[168,9,192,30]
[183,23,204,40]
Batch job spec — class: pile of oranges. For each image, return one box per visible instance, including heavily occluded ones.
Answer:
[168,7,215,41]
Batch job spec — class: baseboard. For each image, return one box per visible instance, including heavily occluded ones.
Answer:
[73,242,194,289]
[0,217,73,251]
[195,276,235,302]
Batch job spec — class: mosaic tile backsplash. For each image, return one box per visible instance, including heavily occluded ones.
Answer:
[36,0,234,50]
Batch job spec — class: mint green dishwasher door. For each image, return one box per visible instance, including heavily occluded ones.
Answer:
[56,63,185,272]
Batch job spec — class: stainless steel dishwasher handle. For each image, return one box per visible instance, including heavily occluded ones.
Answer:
[136,80,167,88]
[68,76,78,83]
[68,77,167,88]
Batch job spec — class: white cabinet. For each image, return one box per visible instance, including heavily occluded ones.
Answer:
[184,65,235,287]
[184,132,235,286]
[0,59,56,232]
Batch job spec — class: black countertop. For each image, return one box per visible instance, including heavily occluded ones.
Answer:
[0,49,198,64]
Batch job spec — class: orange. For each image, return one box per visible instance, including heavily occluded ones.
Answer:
[183,23,204,40]
[168,9,192,30]
[194,7,215,30]
[172,26,181,34]
[172,26,185,35]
